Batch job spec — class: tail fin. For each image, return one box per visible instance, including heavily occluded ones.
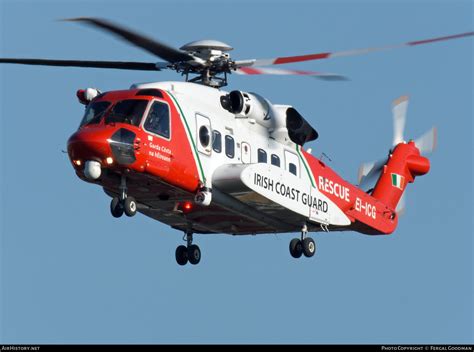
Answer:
[371,141,430,209]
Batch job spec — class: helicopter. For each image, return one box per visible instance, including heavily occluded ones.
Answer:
[1,18,472,266]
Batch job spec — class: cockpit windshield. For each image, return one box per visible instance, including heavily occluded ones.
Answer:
[105,99,149,127]
[80,101,111,127]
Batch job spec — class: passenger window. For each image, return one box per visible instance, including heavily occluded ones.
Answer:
[289,163,297,176]
[271,154,280,167]
[199,126,210,148]
[284,150,300,177]
[144,101,170,138]
[258,149,267,163]
[212,130,222,153]
[225,135,235,158]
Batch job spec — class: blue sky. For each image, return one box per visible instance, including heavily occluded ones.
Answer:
[0,0,472,344]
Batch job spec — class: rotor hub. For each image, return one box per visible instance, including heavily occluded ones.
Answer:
[180,39,233,52]
[177,40,235,87]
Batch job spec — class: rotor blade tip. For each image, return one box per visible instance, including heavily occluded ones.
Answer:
[314,75,350,81]
[60,17,100,23]
[392,95,409,106]
[59,17,84,22]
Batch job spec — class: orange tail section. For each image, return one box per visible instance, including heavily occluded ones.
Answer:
[372,141,430,210]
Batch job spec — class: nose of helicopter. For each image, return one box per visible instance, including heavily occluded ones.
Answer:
[67,127,138,178]
[67,127,112,169]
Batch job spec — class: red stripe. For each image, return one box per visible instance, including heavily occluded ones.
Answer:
[274,52,331,64]
[408,31,474,46]
[238,67,261,75]
[292,70,318,75]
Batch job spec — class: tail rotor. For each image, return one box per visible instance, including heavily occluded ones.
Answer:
[357,95,437,213]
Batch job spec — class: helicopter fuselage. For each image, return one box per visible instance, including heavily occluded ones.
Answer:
[67,81,429,237]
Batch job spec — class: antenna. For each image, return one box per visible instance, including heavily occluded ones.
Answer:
[320,152,332,163]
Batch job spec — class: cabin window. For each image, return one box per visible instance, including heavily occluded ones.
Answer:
[258,149,267,163]
[199,126,210,147]
[106,99,149,127]
[289,163,297,176]
[212,130,222,153]
[284,150,300,177]
[80,101,110,126]
[271,154,280,167]
[225,135,235,158]
[143,101,170,139]
[195,113,212,155]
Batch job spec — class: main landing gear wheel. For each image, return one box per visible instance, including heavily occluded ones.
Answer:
[289,224,316,259]
[302,237,316,258]
[187,244,201,265]
[289,238,303,258]
[175,232,202,266]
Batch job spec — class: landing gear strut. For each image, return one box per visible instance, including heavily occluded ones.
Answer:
[110,175,137,218]
[289,224,316,259]
[175,232,201,266]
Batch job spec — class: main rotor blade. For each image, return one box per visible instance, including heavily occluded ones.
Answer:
[235,67,348,81]
[0,58,165,71]
[238,31,474,67]
[63,17,194,63]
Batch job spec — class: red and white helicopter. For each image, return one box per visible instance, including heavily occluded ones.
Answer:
[1,18,472,265]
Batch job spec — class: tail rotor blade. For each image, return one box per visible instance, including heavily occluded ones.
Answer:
[392,95,408,146]
[414,126,437,154]
[358,161,376,185]
[358,159,386,190]
[396,193,406,215]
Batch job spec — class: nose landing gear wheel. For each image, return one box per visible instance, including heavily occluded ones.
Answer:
[289,238,303,258]
[124,196,137,217]
[110,197,124,218]
[175,245,188,266]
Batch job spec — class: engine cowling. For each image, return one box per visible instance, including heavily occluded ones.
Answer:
[221,90,318,146]
[221,90,273,127]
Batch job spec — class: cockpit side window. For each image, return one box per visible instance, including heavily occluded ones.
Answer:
[80,101,110,127]
[143,101,170,139]
[105,99,149,127]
